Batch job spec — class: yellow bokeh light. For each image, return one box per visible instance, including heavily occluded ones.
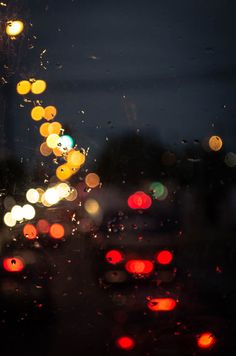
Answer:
[85,173,100,188]
[11,205,24,221]
[39,123,50,137]
[44,106,57,121]
[26,188,40,204]
[16,80,31,95]
[56,164,73,181]
[46,133,60,149]
[36,188,44,203]
[40,142,52,156]
[31,106,45,121]
[4,212,16,227]
[22,204,35,220]
[56,183,70,198]
[65,187,78,201]
[209,136,223,151]
[67,150,85,168]
[48,122,62,135]
[53,147,63,157]
[6,20,24,37]
[31,80,47,94]
[41,193,52,207]
[84,199,100,215]
[44,188,60,205]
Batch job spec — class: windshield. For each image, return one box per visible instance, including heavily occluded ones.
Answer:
[1,1,236,355]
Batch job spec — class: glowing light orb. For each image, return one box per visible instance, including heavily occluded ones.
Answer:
[46,133,60,149]
[225,152,236,167]
[40,142,52,156]
[48,122,62,135]
[36,219,50,234]
[23,223,37,239]
[58,135,74,151]
[16,80,31,95]
[85,173,100,188]
[31,106,45,121]
[156,250,173,265]
[3,257,24,272]
[67,150,85,168]
[22,204,35,220]
[147,298,176,312]
[157,186,168,201]
[197,332,216,349]
[39,122,50,137]
[128,191,152,209]
[116,336,135,350]
[125,260,153,274]
[6,20,24,37]
[150,182,165,199]
[53,147,63,157]
[11,205,23,221]
[106,250,123,265]
[4,212,16,227]
[56,164,73,181]
[49,223,65,239]
[31,80,46,95]
[84,199,100,215]
[44,188,60,205]
[26,188,40,204]
[209,135,223,151]
[65,187,78,201]
[36,188,44,203]
[56,183,70,198]
[44,106,57,121]
[41,193,52,207]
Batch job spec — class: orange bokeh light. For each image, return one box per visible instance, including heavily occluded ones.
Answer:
[49,223,65,239]
[23,223,38,239]
[3,257,25,272]
[197,332,216,349]
[147,298,176,311]
[85,173,100,188]
[44,106,57,121]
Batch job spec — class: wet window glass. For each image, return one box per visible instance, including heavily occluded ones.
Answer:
[0,1,236,355]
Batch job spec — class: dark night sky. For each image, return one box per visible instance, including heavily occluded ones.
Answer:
[5,0,236,160]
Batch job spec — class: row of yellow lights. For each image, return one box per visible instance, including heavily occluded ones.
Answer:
[17,78,87,181]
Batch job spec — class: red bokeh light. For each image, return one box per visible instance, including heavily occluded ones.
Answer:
[23,224,38,239]
[197,332,216,349]
[147,298,176,311]
[156,250,173,265]
[3,257,25,272]
[127,191,152,210]
[116,336,135,350]
[36,219,50,234]
[125,259,154,274]
[106,250,124,265]
[49,223,65,239]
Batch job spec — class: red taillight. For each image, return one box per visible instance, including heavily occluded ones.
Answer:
[125,259,154,274]
[49,223,65,239]
[147,298,176,311]
[116,336,135,350]
[127,191,152,210]
[23,223,38,240]
[106,250,124,265]
[197,332,216,349]
[36,219,50,234]
[3,257,25,272]
[156,250,173,265]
